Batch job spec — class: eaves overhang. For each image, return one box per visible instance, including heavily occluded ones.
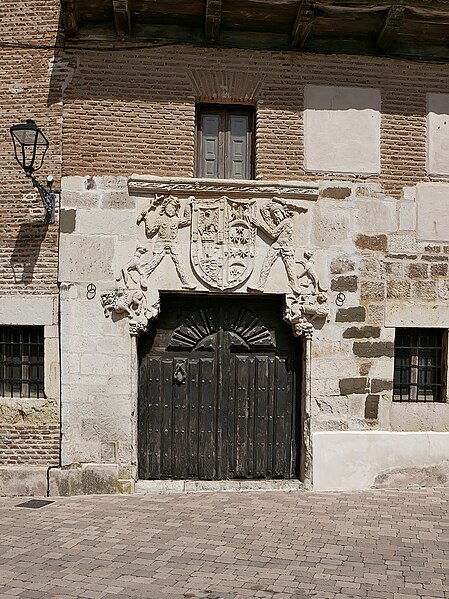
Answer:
[61,0,449,62]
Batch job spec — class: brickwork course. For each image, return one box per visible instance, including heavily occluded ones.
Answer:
[0,0,61,296]
[0,489,448,599]
[60,47,449,197]
[0,424,59,465]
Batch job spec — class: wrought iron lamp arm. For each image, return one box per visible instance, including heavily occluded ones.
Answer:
[30,175,56,224]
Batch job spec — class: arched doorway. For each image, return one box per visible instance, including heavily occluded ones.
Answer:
[138,294,302,480]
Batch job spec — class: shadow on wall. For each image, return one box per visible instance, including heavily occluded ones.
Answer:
[10,222,49,284]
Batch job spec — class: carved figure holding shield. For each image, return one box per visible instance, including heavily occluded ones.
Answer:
[137,194,196,290]
[247,198,307,293]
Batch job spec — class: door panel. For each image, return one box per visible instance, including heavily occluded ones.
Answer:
[138,295,300,481]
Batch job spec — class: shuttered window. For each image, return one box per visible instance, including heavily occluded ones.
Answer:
[196,106,254,179]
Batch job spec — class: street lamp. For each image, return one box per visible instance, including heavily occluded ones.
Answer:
[10,119,56,224]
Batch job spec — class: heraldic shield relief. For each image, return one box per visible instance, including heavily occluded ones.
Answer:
[191,196,256,290]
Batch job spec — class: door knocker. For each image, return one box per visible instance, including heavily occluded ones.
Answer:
[173,364,187,385]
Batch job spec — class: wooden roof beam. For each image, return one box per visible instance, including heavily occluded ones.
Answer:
[61,0,79,37]
[291,1,315,49]
[205,0,222,44]
[376,5,405,51]
[112,0,131,38]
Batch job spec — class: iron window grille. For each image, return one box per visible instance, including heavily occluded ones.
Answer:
[0,326,44,398]
[393,328,446,402]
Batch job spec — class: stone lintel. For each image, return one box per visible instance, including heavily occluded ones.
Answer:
[128,176,319,201]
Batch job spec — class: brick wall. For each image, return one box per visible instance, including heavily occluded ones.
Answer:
[0,0,62,296]
[0,424,59,465]
[0,2,62,469]
[61,46,449,196]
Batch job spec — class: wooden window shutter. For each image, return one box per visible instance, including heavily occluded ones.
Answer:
[227,113,250,179]
[200,113,221,178]
[197,105,254,179]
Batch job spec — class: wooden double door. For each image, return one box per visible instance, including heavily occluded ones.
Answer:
[138,295,301,480]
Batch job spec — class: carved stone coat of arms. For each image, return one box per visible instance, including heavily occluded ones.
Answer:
[190,196,255,290]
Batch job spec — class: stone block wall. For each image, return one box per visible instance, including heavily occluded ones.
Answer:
[57,174,449,487]
[3,1,449,490]
[309,182,449,434]
[59,177,138,478]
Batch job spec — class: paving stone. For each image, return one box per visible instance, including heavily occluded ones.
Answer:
[0,490,448,598]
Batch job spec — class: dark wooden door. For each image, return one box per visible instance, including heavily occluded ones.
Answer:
[138,295,300,480]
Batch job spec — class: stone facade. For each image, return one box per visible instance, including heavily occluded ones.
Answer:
[2,1,449,494]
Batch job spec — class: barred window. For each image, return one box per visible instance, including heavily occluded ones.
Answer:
[0,327,44,398]
[393,328,446,403]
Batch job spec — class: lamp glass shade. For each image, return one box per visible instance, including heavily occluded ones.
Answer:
[10,119,49,175]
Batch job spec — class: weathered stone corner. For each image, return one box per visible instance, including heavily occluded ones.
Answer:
[48,464,133,497]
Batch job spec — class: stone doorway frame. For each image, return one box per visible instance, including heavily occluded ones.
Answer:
[103,175,322,491]
[127,291,314,490]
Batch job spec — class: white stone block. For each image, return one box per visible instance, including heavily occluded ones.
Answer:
[367,357,394,381]
[84,396,131,419]
[416,183,449,241]
[81,417,131,443]
[61,442,100,466]
[402,186,416,202]
[385,301,449,327]
[45,335,60,400]
[304,85,381,174]
[390,403,449,432]
[313,431,449,490]
[388,233,420,254]
[427,93,449,176]
[355,197,397,234]
[61,176,85,192]
[76,209,135,236]
[59,235,114,282]
[313,204,352,248]
[80,354,129,376]
[0,296,56,325]
[398,201,416,231]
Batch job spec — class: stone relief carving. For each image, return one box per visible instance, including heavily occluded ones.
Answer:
[101,184,328,338]
[100,288,159,336]
[191,196,255,289]
[296,250,328,294]
[116,244,149,289]
[137,194,196,290]
[248,199,307,294]
[284,290,329,339]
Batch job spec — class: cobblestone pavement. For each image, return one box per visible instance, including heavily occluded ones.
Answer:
[0,489,448,599]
